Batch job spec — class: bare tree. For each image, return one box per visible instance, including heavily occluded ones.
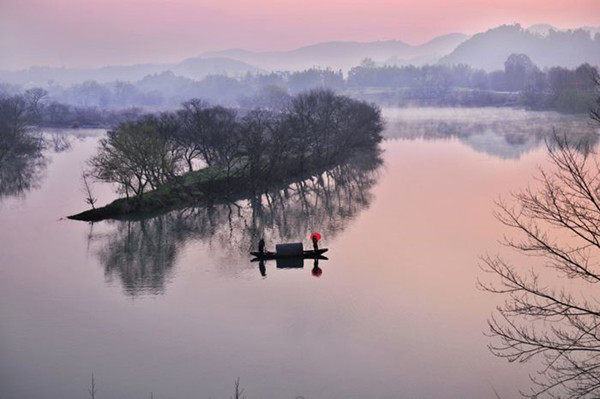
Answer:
[89,121,180,197]
[24,87,48,121]
[176,100,237,169]
[81,170,97,209]
[591,73,600,125]
[0,96,31,163]
[77,89,383,218]
[479,133,600,398]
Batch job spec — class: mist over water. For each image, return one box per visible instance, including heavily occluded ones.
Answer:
[383,107,598,158]
[2,0,600,395]
[0,108,593,398]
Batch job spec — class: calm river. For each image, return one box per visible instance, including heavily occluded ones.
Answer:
[0,108,596,399]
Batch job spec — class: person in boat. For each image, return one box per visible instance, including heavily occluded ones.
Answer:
[258,238,265,254]
[311,234,319,251]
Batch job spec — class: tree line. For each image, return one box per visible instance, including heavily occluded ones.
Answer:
[2,54,597,114]
[0,88,144,128]
[88,89,383,199]
[347,55,599,112]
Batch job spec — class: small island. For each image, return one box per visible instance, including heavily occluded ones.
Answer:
[68,89,384,221]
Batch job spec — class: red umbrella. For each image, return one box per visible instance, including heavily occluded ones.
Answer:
[310,232,322,242]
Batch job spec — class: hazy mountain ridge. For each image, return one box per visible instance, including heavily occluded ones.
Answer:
[527,23,600,37]
[0,57,262,86]
[0,33,469,86]
[440,24,600,71]
[2,23,599,87]
[200,33,470,71]
[527,24,560,36]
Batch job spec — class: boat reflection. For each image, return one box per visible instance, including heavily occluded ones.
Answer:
[89,148,382,295]
[255,257,325,278]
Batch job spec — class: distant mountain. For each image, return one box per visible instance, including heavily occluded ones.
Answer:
[581,26,600,37]
[418,33,472,54]
[526,24,559,36]
[0,34,469,85]
[7,23,600,86]
[201,33,469,71]
[0,57,262,86]
[384,33,470,66]
[527,23,600,37]
[440,24,600,71]
[172,57,260,79]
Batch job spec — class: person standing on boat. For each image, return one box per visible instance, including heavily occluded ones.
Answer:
[258,238,265,254]
[310,232,321,251]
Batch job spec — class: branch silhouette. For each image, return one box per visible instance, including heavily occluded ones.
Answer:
[480,129,600,398]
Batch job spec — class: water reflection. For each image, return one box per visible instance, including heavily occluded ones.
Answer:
[91,149,383,295]
[0,131,76,202]
[254,258,325,278]
[0,131,46,201]
[48,132,72,152]
[384,108,598,159]
[311,258,323,277]
[96,216,179,296]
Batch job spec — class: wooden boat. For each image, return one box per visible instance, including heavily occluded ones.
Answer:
[250,248,328,259]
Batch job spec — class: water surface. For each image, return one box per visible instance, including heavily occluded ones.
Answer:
[1,109,596,399]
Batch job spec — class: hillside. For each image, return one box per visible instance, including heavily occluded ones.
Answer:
[440,24,600,71]
[0,57,262,86]
[201,33,469,71]
[527,23,600,37]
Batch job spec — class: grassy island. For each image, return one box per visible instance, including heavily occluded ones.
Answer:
[68,89,384,221]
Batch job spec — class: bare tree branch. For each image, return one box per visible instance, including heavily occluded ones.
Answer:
[480,132,600,398]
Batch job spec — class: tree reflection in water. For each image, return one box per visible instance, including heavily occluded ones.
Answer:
[91,148,383,296]
[0,144,46,200]
[97,216,180,296]
[0,129,74,202]
[1,96,46,200]
[0,127,49,201]
[384,110,599,160]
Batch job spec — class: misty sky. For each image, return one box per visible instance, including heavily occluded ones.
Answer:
[1,0,600,70]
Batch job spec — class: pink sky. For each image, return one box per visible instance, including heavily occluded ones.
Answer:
[1,0,599,69]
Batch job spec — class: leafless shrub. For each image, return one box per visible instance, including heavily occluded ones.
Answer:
[81,170,97,209]
[88,373,97,399]
[231,377,245,399]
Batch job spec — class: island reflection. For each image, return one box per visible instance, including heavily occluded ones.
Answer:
[384,108,599,159]
[91,148,383,296]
